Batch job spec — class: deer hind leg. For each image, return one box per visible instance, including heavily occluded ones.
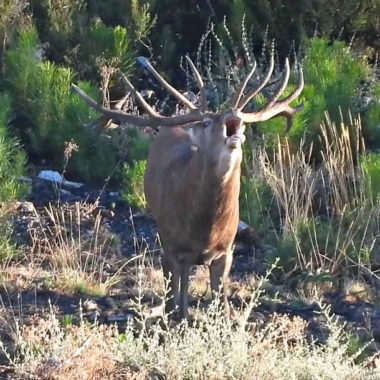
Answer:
[162,254,180,316]
[209,251,233,315]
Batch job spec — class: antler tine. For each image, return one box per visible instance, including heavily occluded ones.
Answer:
[185,55,207,112]
[278,65,304,105]
[260,57,290,112]
[240,62,304,127]
[230,61,257,109]
[139,57,197,111]
[118,70,161,118]
[237,55,274,110]
[71,83,204,128]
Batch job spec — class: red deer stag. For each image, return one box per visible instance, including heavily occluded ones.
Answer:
[72,55,304,319]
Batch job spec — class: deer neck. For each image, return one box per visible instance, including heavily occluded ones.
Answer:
[190,148,242,236]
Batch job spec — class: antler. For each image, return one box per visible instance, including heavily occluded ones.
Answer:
[232,56,304,130]
[72,57,208,128]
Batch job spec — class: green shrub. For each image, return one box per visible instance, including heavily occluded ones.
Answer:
[82,21,134,75]
[123,127,151,161]
[0,92,26,208]
[122,160,147,209]
[5,26,122,180]
[120,128,151,209]
[258,38,371,148]
[240,175,278,240]
[0,0,27,71]
[363,82,380,149]
[0,92,26,263]
[361,153,380,203]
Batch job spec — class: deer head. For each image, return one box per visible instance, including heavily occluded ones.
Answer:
[72,55,304,319]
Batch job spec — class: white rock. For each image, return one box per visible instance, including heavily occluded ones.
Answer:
[38,170,83,189]
[38,170,63,183]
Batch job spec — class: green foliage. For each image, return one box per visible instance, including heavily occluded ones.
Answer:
[361,153,380,203]
[45,0,85,38]
[0,0,27,70]
[120,128,151,209]
[130,0,156,42]
[0,92,26,207]
[5,26,121,180]
[240,175,277,240]
[363,83,380,148]
[85,21,134,74]
[122,160,147,209]
[0,92,26,263]
[259,38,371,147]
[61,314,74,329]
[123,127,151,162]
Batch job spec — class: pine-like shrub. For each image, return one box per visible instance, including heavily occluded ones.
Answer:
[0,92,27,263]
[0,92,26,210]
[5,26,121,180]
[259,38,372,149]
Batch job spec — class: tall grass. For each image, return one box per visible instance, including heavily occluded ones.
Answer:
[244,114,380,276]
[29,202,124,296]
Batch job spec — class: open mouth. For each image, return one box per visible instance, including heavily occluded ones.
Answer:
[225,117,241,137]
[224,117,245,148]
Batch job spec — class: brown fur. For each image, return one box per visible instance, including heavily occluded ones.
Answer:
[72,55,304,320]
[144,121,242,319]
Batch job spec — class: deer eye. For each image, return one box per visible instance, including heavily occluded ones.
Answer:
[202,118,212,128]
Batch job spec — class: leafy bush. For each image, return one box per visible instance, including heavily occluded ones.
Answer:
[361,153,380,203]
[5,26,122,180]
[79,21,134,78]
[0,0,27,71]
[120,127,151,209]
[122,160,147,209]
[0,92,26,209]
[240,175,277,240]
[259,38,372,149]
[0,92,26,262]
[363,82,380,149]
[6,270,380,379]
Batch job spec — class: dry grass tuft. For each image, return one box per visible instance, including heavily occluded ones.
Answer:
[28,202,124,296]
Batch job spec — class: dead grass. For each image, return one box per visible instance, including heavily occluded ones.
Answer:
[1,276,379,380]
[27,202,125,296]
[255,114,380,275]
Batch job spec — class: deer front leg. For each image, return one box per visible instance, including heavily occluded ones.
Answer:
[179,264,190,320]
[162,254,180,316]
[209,251,233,315]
